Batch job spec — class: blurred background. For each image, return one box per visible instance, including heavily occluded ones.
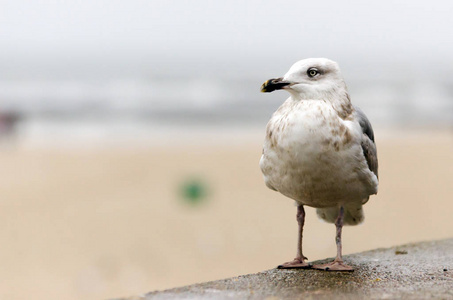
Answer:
[1,0,453,299]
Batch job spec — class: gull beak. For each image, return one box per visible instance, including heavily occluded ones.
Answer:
[260,77,291,93]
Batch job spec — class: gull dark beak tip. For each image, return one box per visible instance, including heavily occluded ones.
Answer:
[260,80,271,93]
[260,78,289,93]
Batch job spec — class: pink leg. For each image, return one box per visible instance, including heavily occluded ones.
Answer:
[277,205,311,269]
[313,206,354,271]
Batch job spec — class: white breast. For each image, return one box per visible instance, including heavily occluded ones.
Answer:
[260,99,378,208]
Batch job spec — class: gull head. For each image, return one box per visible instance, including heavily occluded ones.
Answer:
[261,58,347,100]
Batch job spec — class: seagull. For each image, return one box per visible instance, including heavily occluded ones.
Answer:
[259,58,378,271]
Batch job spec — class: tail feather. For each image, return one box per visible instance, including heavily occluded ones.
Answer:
[316,202,364,225]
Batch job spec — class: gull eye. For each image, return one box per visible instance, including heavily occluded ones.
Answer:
[307,68,319,78]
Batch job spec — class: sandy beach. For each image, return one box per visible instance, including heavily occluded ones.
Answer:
[0,129,452,300]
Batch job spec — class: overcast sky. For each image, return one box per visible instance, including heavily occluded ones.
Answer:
[1,0,453,78]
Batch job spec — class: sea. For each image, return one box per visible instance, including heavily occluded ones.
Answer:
[0,74,452,148]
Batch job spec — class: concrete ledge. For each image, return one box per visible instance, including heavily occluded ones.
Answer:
[118,239,453,299]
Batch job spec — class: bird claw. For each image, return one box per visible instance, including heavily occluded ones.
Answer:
[277,258,311,269]
[312,261,354,272]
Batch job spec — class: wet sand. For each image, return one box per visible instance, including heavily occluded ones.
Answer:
[0,129,452,300]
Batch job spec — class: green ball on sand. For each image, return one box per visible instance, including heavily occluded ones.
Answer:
[179,178,209,206]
